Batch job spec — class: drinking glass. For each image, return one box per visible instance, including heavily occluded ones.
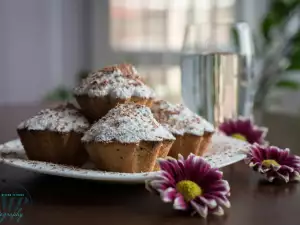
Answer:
[181,23,255,125]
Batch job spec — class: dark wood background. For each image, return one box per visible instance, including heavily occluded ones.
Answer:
[1,105,300,225]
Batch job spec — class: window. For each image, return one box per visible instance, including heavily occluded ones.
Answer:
[138,65,181,102]
[109,0,236,102]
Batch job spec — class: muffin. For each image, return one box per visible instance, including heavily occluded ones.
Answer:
[17,103,90,166]
[74,63,155,121]
[82,103,175,173]
[151,100,214,158]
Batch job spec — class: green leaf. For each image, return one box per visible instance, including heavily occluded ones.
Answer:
[77,70,90,83]
[275,80,300,90]
[282,0,300,8]
[44,86,73,101]
[260,0,299,41]
[261,15,274,41]
[231,27,240,52]
[287,62,300,70]
[287,49,300,70]
[291,30,300,44]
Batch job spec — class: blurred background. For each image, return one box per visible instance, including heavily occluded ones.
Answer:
[1,0,300,149]
[0,0,266,104]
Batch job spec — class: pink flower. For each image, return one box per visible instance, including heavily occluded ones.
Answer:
[245,144,300,182]
[146,154,230,218]
[218,117,268,145]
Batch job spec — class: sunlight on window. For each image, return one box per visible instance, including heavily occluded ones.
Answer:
[137,65,181,103]
[166,66,181,96]
[216,0,235,8]
[110,0,235,51]
[148,0,167,10]
[195,0,213,10]
[109,0,236,103]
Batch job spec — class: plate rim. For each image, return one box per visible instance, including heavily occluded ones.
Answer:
[0,137,248,183]
[0,157,158,183]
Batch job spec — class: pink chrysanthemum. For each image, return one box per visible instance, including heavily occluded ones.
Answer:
[245,144,300,182]
[146,154,230,218]
[218,117,268,145]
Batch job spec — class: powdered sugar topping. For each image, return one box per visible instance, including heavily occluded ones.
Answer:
[82,103,175,143]
[17,104,90,133]
[151,100,214,136]
[74,64,155,99]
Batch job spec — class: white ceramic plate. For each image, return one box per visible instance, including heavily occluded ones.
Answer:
[0,134,249,183]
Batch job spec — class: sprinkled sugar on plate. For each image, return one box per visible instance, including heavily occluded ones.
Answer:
[0,133,250,183]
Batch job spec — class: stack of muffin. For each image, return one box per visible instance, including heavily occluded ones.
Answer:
[17,64,214,173]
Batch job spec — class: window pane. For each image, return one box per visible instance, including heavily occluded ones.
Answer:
[216,0,236,23]
[146,10,166,50]
[138,65,181,103]
[110,0,235,52]
[109,0,235,103]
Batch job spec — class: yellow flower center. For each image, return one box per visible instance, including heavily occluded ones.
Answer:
[176,180,202,202]
[262,159,280,167]
[231,133,247,141]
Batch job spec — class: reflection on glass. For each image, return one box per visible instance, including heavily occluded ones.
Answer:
[181,23,255,125]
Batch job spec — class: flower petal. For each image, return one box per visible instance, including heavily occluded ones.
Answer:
[187,156,211,183]
[276,172,290,183]
[146,151,232,217]
[218,117,268,144]
[159,157,185,182]
[207,180,230,195]
[203,169,223,182]
[145,180,157,193]
[211,194,231,208]
[249,161,259,168]
[160,171,176,186]
[211,206,225,216]
[279,165,294,173]
[190,200,208,218]
[173,193,187,210]
[148,179,169,190]
[282,155,300,168]
[161,187,177,203]
[218,121,234,134]
[277,149,290,162]
[259,165,271,173]
[245,144,300,183]
[266,146,281,160]
[178,154,184,161]
[292,171,300,181]
[265,173,276,182]
[197,196,217,209]
[158,158,176,175]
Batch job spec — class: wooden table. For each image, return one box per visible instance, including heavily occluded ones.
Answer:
[1,105,300,225]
